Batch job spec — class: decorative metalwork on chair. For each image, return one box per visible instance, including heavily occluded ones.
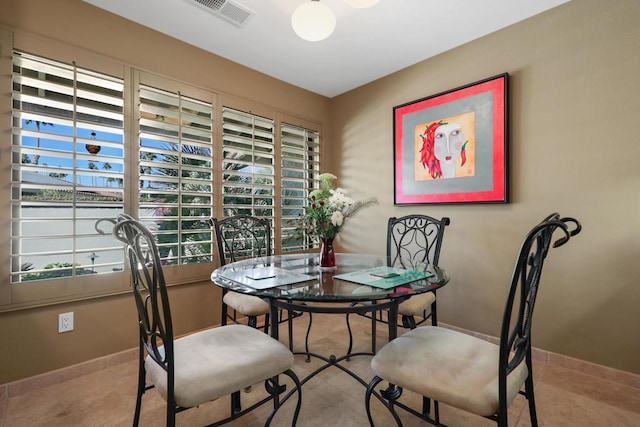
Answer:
[212,215,273,331]
[99,214,302,427]
[346,214,450,359]
[213,215,272,264]
[387,214,450,328]
[211,215,303,349]
[388,215,449,270]
[364,213,581,427]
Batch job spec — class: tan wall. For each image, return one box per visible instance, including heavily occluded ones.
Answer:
[0,0,330,384]
[330,0,640,373]
[0,282,219,383]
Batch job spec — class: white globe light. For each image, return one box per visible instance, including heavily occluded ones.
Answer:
[344,0,380,7]
[291,1,336,42]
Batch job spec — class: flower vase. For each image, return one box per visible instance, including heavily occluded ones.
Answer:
[320,237,336,268]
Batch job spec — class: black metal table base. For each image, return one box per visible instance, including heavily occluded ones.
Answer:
[269,297,406,391]
[296,350,374,388]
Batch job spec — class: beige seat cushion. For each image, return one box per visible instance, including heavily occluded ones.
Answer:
[397,292,436,317]
[145,324,294,408]
[371,326,528,417]
[223,291,270,316]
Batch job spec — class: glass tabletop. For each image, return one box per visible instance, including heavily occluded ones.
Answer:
[211,253,449,303]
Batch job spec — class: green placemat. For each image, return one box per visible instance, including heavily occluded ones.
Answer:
[333,266,433,289]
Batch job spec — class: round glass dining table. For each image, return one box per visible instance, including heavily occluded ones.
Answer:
[211,252,449,387]
[211,253,448,301]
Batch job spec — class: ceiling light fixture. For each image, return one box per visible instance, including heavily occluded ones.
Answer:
[344,0,380,8]
[291,0,336,42]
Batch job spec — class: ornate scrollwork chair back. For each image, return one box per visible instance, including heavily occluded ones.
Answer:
[213,215,272,265]
[365,213,581,427]
[212,214,301,351]
[499,214,582,388]
[388,214,450,269]
[387,214,451,329]
[211,215,273,332]
[111,215,174,391]
[103,214,302,427]
[346,214,450,358]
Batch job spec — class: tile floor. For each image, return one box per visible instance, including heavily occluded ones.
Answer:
[2,311,639,426]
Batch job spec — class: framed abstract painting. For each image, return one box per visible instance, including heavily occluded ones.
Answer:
[393,73,509,205]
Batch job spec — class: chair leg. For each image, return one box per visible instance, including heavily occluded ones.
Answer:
[242,312,259,391]
[231,390,242,414]
[371,311,382,354]
[245,313,259,392]
[264,313,270,334]
[422,395,430,414]
[428,302,441,423]
[525,354,539,426]
[166,405,176,427]
[421,393,439,423]
[248,315,257,329]
[221,302,229,326]
[133,349,146,427]
[402,315,417,329]
[431,301,438,326]
[288,309,294,351]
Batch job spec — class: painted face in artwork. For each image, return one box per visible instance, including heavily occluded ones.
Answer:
[434,122,464,165]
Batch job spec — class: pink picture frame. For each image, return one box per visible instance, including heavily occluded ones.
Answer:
[393,73,509,205]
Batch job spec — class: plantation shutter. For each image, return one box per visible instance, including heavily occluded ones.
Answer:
[138,85,214,265]
[11,51,125,283]
[280,123,320,252]
[221,108,275,223]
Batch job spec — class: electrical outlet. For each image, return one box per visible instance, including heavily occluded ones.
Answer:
[58,312,74,333]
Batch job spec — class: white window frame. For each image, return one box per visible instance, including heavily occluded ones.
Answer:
[5,48,130,308]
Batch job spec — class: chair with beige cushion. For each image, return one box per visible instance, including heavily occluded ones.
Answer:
[212,215,300,352]
[365,213,581,426]
[388,214,450,329]
[211,215,273,332]
[346,214,449,357]
[109,214,301,427]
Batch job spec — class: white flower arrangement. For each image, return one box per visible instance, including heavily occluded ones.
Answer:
[297,173,377,240]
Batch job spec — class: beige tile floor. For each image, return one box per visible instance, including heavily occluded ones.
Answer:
[2,312,639,426]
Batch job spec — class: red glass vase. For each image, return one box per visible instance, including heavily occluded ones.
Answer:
[320,237,336,268]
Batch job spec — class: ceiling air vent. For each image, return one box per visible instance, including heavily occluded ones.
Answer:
[187,0,254,27]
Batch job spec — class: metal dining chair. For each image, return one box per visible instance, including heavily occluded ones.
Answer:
[211,215,301,350]
[346,214,450,356]
[211,215,273,332]
[107,214,302,427]
[365,213,581,426]
[386,214,450,329]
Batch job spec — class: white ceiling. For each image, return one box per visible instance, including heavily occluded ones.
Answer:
[84,0,569,98]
